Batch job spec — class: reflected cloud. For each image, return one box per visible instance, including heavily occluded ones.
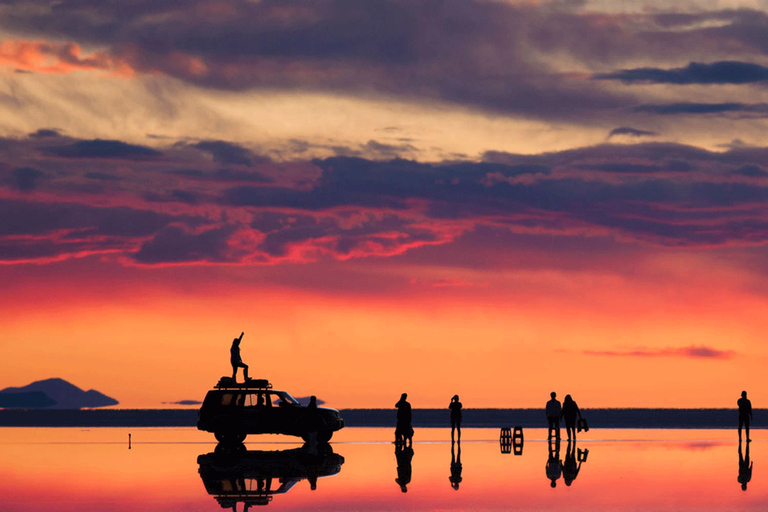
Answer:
[197,442,344,508]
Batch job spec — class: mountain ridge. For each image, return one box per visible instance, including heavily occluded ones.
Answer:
[0,378,118,409]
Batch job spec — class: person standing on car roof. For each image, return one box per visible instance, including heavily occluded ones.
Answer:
[230,332,249,382]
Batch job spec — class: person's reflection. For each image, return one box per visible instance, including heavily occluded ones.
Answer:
[546,437,562,488]
[739,439,753,491]
[563,439,582,486]
[395,442,414,492]
[449,440,463,490]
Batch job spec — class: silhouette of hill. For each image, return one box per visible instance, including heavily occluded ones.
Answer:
[0,391,56,409]
[0,378,118,409]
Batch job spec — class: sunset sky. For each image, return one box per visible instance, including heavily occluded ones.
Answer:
[2,0,768,409]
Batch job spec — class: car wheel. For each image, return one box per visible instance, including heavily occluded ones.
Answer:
[214,417,246,445]
[302,428,333,444]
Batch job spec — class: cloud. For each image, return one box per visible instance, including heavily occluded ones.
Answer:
[584,345,735,359]
[595,61,768,85]
[46,139,162,160]
[0,39,129,75]
[6,134,768,267]
[192,140,269,167]
[163,400,202,406]
[170,168,272,184]
[10,167,45,191]
[608,127,657,138]
[28,128,60,138]
[132,225,243,264]
[734,164,768,177]
[0,1,637,122]
[633,103,768,116]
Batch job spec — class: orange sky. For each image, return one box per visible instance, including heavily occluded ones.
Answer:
[2,247,766,409]
[2,0,768,410]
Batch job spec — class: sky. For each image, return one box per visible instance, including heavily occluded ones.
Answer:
[2,0,768,409]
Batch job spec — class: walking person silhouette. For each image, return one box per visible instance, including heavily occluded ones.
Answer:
[562,394,582,441]
[449,395,462,442]
[230,332,249,383]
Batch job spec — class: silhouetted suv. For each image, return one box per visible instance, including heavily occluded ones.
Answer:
[197,378,344,444]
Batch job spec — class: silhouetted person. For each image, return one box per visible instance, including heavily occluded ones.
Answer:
[449,440,462,490]
[739,439,753,491]
[562,394,582,441]
[395,393,413,446]
[449,395,462,441]
[546,392,562,440]
[546,437,562,488]
[563,439,582,486]
[738,390,753,442]
[395,442,414,492]
[302,395,325,451]
[230,332,249,382]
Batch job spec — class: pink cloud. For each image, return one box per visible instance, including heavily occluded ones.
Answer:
[584,345,735,359]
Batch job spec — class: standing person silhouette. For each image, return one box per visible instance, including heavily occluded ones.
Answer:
[738,391,753,442]
[395,393,413,446]
[449,395,462,442]
[562,394,582,441]
[546,392,562,440]
[230,332,249,383]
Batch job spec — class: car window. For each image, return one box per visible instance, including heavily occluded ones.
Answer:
[220,393,235,406]
[274,391,300,406]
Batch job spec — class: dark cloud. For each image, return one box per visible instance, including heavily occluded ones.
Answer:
[163,400,202,405]
[633,103,768,115]
[192,140,269,167]
[28,128,61,138]
[595,61,768,85]
[584,345,735,359]
[11,167,45,191]
[132,225,241,264]
[84,171,121,181]
[608,127,657,138]
[0,0,636,121]
[734,164,768,177]
[170,168,272,184]
[0,199,193,262]
[0,200,170,237]
[46,139,162,160]
[7,133,768,266]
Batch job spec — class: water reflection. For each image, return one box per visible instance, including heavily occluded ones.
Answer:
[449,440,462,490]
[546,437,563,487]
[197,442,344,509]
[738,439,753,491]
[563,440,584,486]
[395,442,414,492]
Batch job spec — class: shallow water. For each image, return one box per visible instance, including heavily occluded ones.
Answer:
[0,427,765,511]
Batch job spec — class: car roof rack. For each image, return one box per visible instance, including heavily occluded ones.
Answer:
[215,377,272,389]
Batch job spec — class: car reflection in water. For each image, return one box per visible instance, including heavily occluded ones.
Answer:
[198,442,345,509]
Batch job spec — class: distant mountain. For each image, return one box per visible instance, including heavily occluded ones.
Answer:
[0,391,56,409]
[0,378,118,409]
